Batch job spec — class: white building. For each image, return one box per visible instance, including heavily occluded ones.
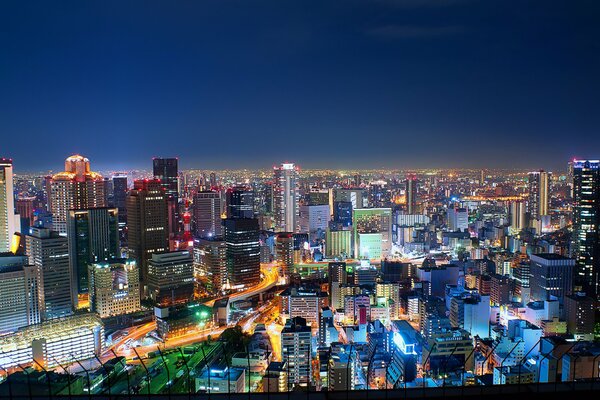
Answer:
[273,163,299,233]
[88,259,141,318]
[299,204,330,239]
[0,158,17,252]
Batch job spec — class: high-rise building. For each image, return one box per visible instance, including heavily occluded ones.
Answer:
[0,254,41,334]
[298,204,330,240]
[147,250,194,307]
[223,218,260,288]
[111,174,128,222]
[88,259,141,318]
[0,158,17,251]
[127,179,169,288]
[226,186,254,219]
[353,208,392,259]
[447,207,468,232]
[193,191,223,238]
[528,170,550,220]
[571,159,600,298]
[67,207,119,308]
[530,253,575,304]
[325,224,352,259]
[565,292,595,341]
[194,237,227,292]
[333,201,352,227]
[510,201,526,232]
[153,157,179,235]
[49,155,107,235]
[405,176,418,214]
[26,227,72,320]
[275,232,294,277]
[273,163,299,232]
[281,316,312,390]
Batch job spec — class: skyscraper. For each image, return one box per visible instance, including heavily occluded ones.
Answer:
[26,227,73,320]
[353,208,392,259]
[193,191,223,238]
[49,155,107,235]
[510,201,526,232]
[223,218,260,287]
[88,259,141,317]
[226,186,254,219]
[0,158,16,252]
[281,316,312,390]
[67,207,119,308]
[273,163,299,232]
[528,170,550,220]
[405,176,418,214]
[530,253,575,304]
[153,157,179,234]
[126,179,170,288]
[111,174,128,222]
[275,232,294,277]
[0,254,41,334]
[572,159,600,298]
[147,250,194,306]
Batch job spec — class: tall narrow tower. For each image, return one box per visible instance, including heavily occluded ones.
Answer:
[273,163,299,232]
[0,158,16,252]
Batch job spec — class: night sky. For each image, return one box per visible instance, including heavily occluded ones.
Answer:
[2,1,599,171]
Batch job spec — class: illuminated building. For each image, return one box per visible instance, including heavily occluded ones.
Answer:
[0,158,17,252]
[490,273,511,305]
[387,321,419,386]
[195,364,245,394]
[262,361,288,392]
[528,170,550,220]
[353,208,392,259]
[223,218,260,287]
[281,316,312,390]
[88,259,141,318]
[325,225,352,259]
[280,287,321,328]
[49,155,107,235]
[328,343,359,391]
[26,227,72,320]
[565,292,595,341]
[405,176,418,214]
[153,157,179,234]
[147,250,194,307]
[67,207,119,308]
[126,179,169,289]
[193,190,223,238]
[530,253,574,304]
[155,304,212,339]
[0,313,104,369]
[226,186,254,219]
[449,294,490,339]
[111,174,128,222]
[275,232,294,277]
[16,197,35,227]
[422,328,474,373]
[571,159,600,298]
[333,201,352,226]
[273,163,299,232]
[194,237,227,292]
[0,254,41,334]
[509,201,526,232]
[298,204,330,240]
[331,188,367,214]
[447,206,468,231]
[368,180,391,208]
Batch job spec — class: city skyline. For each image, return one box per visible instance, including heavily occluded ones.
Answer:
[2,1,599,171]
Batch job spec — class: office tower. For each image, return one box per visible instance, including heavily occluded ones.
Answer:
[331,188,368,213]
[26,227,72,320]
[449,294,490,339]
[209,172,217,188]
[194,237,227,292]
[275,232,294,277]
[0,158,16,252]
[307,190,329,206]
[571,159,600,298]
[328,262,347,287]
[49,155,107,235]
[88,259,141,318]
[513,262,531,304]
[16,197,35,226]
[147,250,194,306]
[193,191,223,238]
[447,207,468,231]
[510,201,526,232]
[528,170,550,219]
[281,316,312,390]
[368,180,391,208]
[112,174,128,221]
[273,163,299,232]
[333,201,352,227]
[325,224,352,259]
[490,274,511,305]
[226,186,254,219]
[153,157,179,234]
[67,207,119,308]
[282,287,320,328]
[298,204,330,240]
[405,176,418,214]
[530,253,575,304]
[353,208,392,259]
[223,218,260,287]
[565,292,595,341]
[127,179,170,287]
[0,254,41,334]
